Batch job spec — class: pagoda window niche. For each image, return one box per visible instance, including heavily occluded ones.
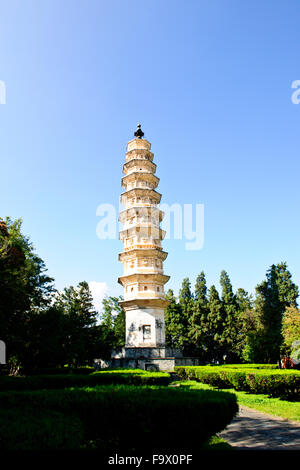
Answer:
[143,325,151,341]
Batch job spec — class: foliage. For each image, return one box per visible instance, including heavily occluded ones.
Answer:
[179,380,300,423]
[0,384,238,451]
[0,217,55,368]
[282,306,300,353]
[0,369,171,391]
[100,296,125,351]
[249,263,299,363]
[54,282,98,367]
[175,365,300,399]
[188,272,211,360]
[164,289,185,349]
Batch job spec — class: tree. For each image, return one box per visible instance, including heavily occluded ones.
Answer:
[282,306,300,353]
[0,217,55,368]
[235,288,255,362]
[55,281,97,366]
[252,263,299,364]
[219,270,241,362]
[207,285,226,363]
[164,289,184,350]
[178,278,194,354]
[189,272,210,360]
[100,296,125,351]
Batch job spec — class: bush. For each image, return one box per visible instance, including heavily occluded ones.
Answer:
[25,367,95,375]
[175,366,300,399]
[217,364,279,370]
[0,385,238,451]
[0,408,83,450]
[0,369,171,391]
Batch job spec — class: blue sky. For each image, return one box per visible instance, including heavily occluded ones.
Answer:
[0,0,299,308]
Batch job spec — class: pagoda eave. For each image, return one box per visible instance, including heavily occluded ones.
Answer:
[123,159,157,175]
[118,272,170,286]
[118,248,168,262]
[119,298,170,310]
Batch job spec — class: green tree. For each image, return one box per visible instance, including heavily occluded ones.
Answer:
[282,306,300,353]
[189,272,210,360]
[235,288,254,361]
[0,217,55,368]
[164,289,184,349]
[207,285,226,363]
[178,278,194,354]
[100,296,125,350]
[252,262,299,364]
[55,281,97,366]
[219,270,241,362]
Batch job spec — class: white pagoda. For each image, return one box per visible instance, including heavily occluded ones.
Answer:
[118,124,170,357]
[99,125,199,371]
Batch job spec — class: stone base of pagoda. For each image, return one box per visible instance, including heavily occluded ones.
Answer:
[94,347,202,372]
[111,346,180,371]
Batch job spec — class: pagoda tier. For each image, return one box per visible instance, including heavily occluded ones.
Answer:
[119,206,164,225]
[121,172,160,190]
[118,126,169,348]
[120,188,162,206]
[123,159,157,176]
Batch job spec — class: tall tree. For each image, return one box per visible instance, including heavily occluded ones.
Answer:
[55,281,97,366]
[235,288,254,361]
[207,285,226,363]
[282,306,300,355]
[178,278,194,354]
[189,272,210,360]
[253,263,299,364]
[0,217,55,368]
[164,289,184,350]
[219,270,241,362]
[100,296,125,350]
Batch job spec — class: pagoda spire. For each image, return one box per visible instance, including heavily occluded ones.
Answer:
[134,123,144,139]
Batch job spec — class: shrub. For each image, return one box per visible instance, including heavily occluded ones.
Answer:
[175,366,300,399]
[0,369,171,392]
[0,385,238,451]
[0,408,83,450]
[217,364,278,370]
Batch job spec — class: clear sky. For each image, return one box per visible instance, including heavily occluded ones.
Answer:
[0,0,299,309]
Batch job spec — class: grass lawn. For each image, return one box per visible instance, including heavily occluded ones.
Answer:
[202,435,232,450]
[177,380,300,423]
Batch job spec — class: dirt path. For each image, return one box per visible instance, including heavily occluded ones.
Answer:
[219,405,300,450]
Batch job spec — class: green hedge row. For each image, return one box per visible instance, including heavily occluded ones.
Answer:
[175,366,300,399]
[214,364,278,369]
[0,385,238,451]
[0,369,170,391]
[26,367,95,375]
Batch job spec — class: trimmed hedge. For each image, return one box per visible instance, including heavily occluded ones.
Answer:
[0,369,171,392]
[175,366,300,399]
[0,385,238,451]
[0,408,84,450]
[26,367,95,375]
[214,364,279,370]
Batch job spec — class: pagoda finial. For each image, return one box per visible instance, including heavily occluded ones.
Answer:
[134,123,144,139]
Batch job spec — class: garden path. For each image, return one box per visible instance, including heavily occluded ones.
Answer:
[219,405,300,450]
